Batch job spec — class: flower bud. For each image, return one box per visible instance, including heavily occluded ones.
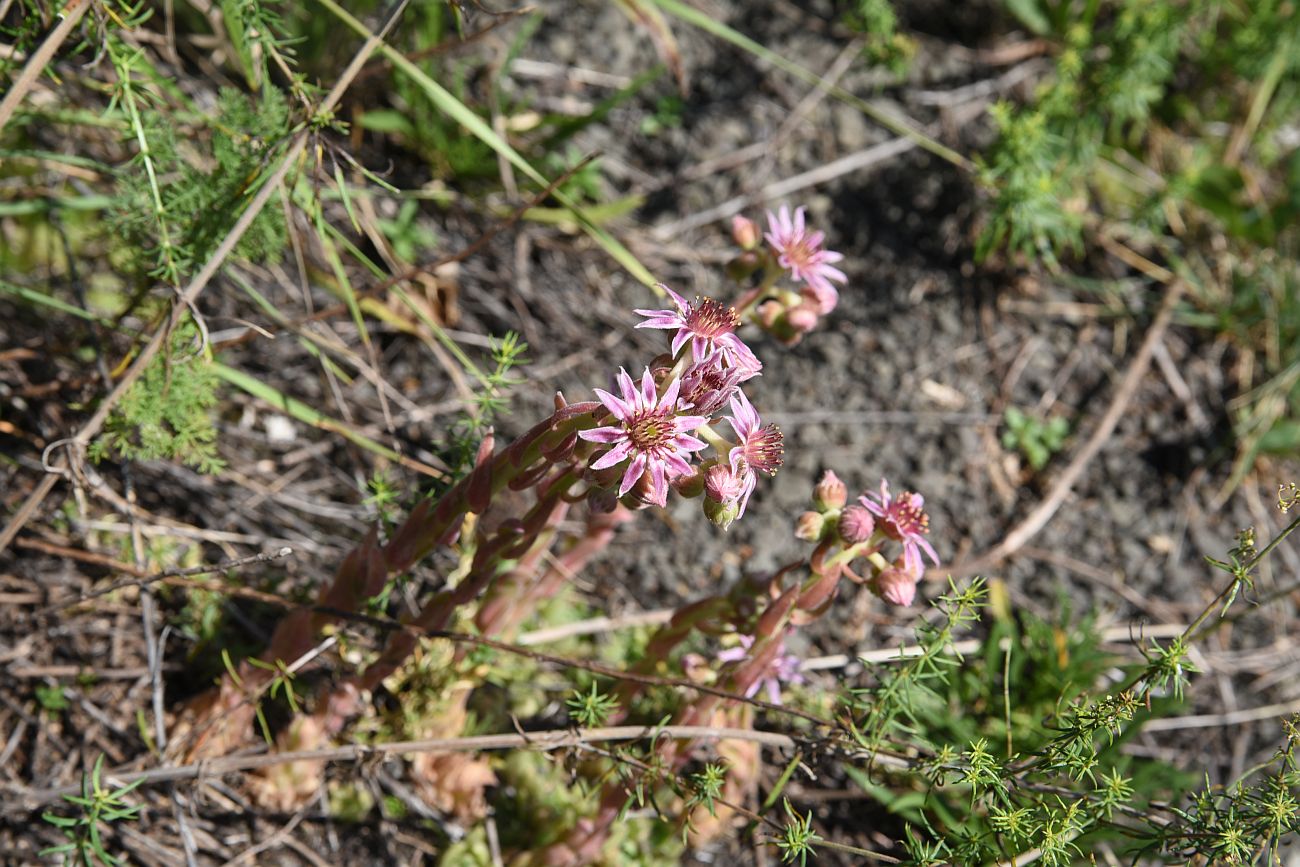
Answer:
[758,299,782,325]
[873,558,925,608]
[838,504,875,544]
[786,302,820,334]
[872,564,918,607]
[725,251,761,283]
[794,510,824,541]
[800,282,838,316]
[703,463,745,504]
[703,495,741,531]
[587,487,619,514]
[731,215,760,250]
[672,464,706,498]
[813,470,847,510]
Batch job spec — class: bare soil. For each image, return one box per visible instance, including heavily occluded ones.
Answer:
[2,1,1298,864]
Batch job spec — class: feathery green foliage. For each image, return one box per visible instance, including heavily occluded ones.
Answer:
[88,323,225,473]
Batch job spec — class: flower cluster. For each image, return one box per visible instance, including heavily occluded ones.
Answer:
[577,284,782,524]
[796,471,940,606]
[730,204,846,345]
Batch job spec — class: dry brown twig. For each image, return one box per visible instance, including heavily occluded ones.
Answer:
[4,724,810,811]
[940,270,1187,580]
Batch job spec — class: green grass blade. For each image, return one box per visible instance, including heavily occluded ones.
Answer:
[310,0,659,289]
[0,279,116,326]
[650,0,971,171]
[213,362,431,473]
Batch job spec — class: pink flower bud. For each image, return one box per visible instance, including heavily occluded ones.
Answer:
[872,564,918,607]
[757,299,783,329]
[813,470,847,510]
[794,510,824,541]
[731,215,760,250]
[755,301,802,346]
[800,282,838,316]
[786,302,819,334]
[838,504,875,544]
[704,463,745,504]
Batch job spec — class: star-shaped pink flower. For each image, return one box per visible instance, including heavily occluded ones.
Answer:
[859,479,939,576]
[635,284,761,373]
[579,368,708,507]
[714,390,784,519]
[764,205,846,313]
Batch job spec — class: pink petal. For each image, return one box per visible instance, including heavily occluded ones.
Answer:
[661,451,693,477]
[657,283,690,313]
[635,311,684,329]
[579,425,627,444]
[638,368,657,406]
[659,375,682,409]
[591,440,633,470]
[618,452,648,496]
[645,462,669,506]
[591,387,631,421]
[671,434,708,455]
[616,368,638,405]
[916,536,940,566]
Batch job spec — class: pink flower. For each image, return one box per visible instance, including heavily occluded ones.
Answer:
[635,284,761,373]
[725,390,784,477]
[579,368,708,507]
[859,480,939,576]
[714,390,784,519]
[678,352,745,415]
[716,635,806,704]
[764,205,846,312]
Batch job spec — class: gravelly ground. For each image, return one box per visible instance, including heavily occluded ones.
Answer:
[3,0,1299,863]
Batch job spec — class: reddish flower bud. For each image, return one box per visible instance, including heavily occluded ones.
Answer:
[731,215,760,250]
[838,504,876,544]
[703,464,746,530]
[786,302,819,334]
[794,510,824,541]
[813,470,847,510]
[872,563,919,607]
[587,487,619,513]
[704,463,746,504]
[672,464,705,498]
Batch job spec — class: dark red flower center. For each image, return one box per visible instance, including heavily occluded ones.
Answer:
[885,493,929,539]
[686,298,739,338]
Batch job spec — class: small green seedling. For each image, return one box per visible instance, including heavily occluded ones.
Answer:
[1002,407,1069,471]
[41,755,142,866]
